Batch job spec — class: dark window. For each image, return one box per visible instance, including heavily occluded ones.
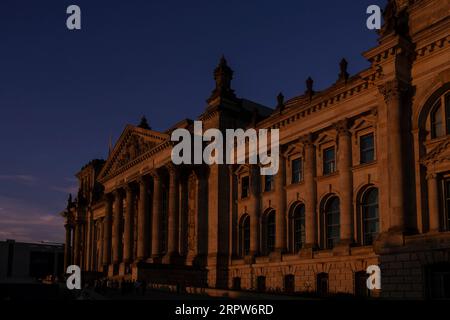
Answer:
[291,158,303,183]
[284,274,295,293]
[360,133,375,164]
[445,179,450,231]
[264,175,274,192]
[355,271,370,297]
[426,263,450,300]
[362,188,379,245]
[323,147,336,175]
[257,276,266,292]
[290,203,305,253]
[445,93,450,134]
[264,210,276,254]
[316,273,329,296]
[241,176,249,198]
[431,101,444,138]
[239,215,250,256]
[232,277,241,290]
[446,93,450,135]
[325,197,340,249]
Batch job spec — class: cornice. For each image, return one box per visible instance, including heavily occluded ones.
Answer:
[256,70,380,132]
[415,35,449,59]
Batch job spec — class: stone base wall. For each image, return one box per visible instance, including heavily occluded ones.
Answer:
[228,248,379,294]
[379,233,450,299]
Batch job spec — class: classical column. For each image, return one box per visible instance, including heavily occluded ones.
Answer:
[166,165,179,258]
[303,134,317,248]
[249,165,260,256]
[64,223,72,269]
[123,185,134,263]
[336,119,353,243]
[178,176,187,256]
[275,155,286,253]
[102,195,113,266]
[112,190,123,265]
[427,172,440,232]
[73,221,81,265]
[379,80,406,232]
[151,171,162,259]
[137,176,149,261]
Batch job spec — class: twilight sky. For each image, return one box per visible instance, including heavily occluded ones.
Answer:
[0,0,386,243]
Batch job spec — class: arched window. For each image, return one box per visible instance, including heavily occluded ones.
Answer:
[428,91,450,139]
[324,196,340,249]
[361,188,379,245]
[239,214,250,257]
[263,209,276,254]
[289,203,305,253]
[431,101,444,138]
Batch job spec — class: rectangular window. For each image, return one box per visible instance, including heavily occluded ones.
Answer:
[360,133,375,164]
[291,158,303,183]
[241,176,249,199]
[264,175,274,192]
[323,147,336,175]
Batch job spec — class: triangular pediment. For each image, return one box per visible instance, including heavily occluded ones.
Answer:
[98,125,169,181]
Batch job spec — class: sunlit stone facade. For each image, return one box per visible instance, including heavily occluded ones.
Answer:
[62,0,450,298]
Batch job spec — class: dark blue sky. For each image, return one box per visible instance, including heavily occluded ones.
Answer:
[0,0,386,242]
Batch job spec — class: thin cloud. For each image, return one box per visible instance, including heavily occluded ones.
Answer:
[0,195,64,243]
[50,185,78,194]
[0,174,37,184]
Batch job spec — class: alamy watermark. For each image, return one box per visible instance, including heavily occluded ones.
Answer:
[171,121,279,175]
[66,265,81,290]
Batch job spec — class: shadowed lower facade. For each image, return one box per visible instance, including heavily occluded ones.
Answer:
[62,0,450,299]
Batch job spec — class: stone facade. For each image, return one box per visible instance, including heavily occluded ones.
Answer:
[62,0,450,299]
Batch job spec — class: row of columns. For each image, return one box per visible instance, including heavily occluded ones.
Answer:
[101,166,181,269]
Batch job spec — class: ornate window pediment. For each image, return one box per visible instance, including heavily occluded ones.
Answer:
[421,137,450,166]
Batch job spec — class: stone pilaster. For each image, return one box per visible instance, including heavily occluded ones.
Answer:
[165,165,180,262]
[275,155,286,253]
[378,80,407,233]
[335,119,353,244]
[249,165,260,257]
[302,133,317,248]
[427,172,440,232]
[102,195,113,267]
[112,189,123,265]
[137,176,149,261]
[123,185,134,263]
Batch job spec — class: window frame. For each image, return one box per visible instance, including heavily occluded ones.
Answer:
[241,176,250,199]
[263,210,276,255]
[291,157,303,184]
[429,92,450,140]
[323,196,340,249]
[361,188,379,245]
[289,202,305,253]
[359,133,375,164]
[264,175,275,192]
[239,214,251,257]
[323,147,336,175]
